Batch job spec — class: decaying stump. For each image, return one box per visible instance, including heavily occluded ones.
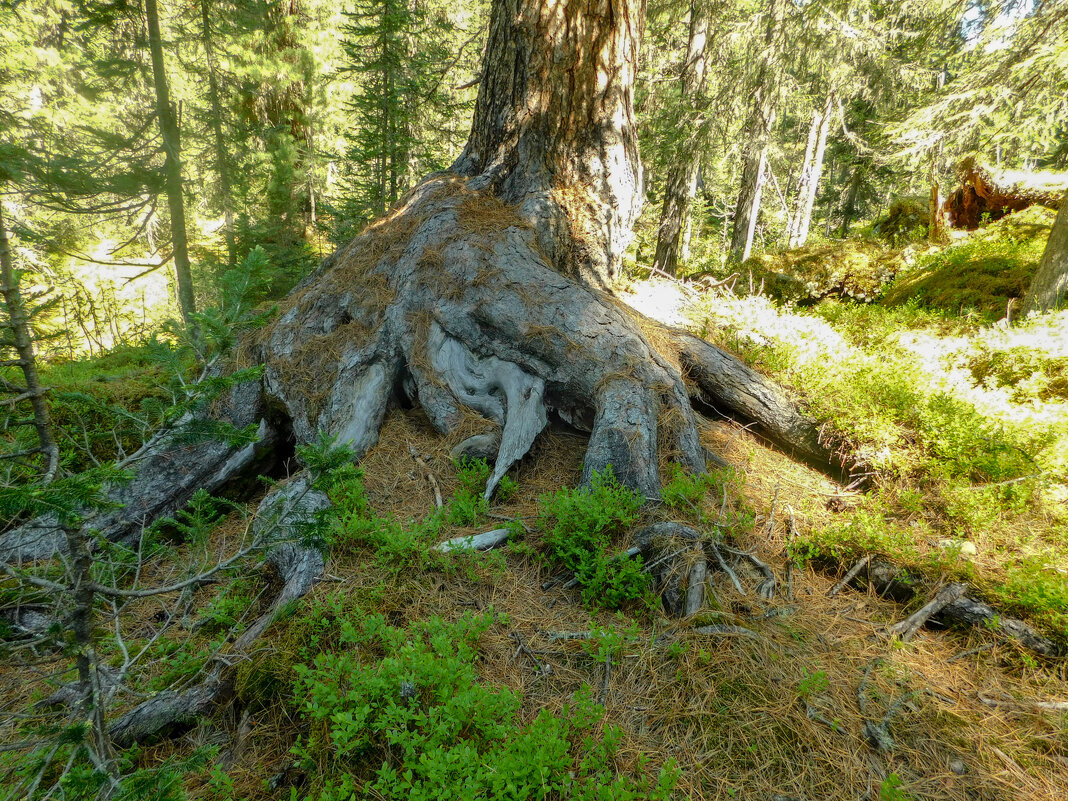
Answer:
[944,157,1067,229]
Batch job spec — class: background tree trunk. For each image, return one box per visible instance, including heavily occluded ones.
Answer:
[200,0,236,266]
[787,93,832,248]
[1024,191,1068,313]
[729,0,781,263]
[839,160,865,238]
[0,201,59,482]
[652,0,710,277]
[146,0,196,322]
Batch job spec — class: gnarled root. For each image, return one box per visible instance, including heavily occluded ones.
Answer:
[109,474,328,747]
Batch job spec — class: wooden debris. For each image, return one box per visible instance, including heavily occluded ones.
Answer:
[889,583,966,641]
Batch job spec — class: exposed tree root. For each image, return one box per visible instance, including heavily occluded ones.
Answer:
[888,582,966,642]
[109,475,328,747]
[851,559,1062,656]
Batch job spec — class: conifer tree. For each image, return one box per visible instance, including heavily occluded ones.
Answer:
[340,0,450,224]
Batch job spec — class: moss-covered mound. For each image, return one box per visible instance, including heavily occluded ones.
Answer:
[882,206,1054,320]
[872,196,929,244]
[743,239,906,305]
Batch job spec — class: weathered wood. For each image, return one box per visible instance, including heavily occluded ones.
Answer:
[434,528,511,553]
[108,475,328,747]
[684,553,707,616]
[0,377,278,564]
[854,559,1061,656]
[889,582,966,642]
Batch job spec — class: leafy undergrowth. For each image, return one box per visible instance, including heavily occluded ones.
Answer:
[683,218,1068,642]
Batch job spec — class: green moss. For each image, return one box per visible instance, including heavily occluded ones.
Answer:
[883,207,1054,320]
[742,239,905,304]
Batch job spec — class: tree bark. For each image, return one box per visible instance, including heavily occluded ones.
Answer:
[1024,191,1068,313]
[839,160,864,238]
[146,0,196,322]
[199,0,236,266]
[452,0,644,288]
[652,0,710,277]
[0,201,59,482]
[787,93,832,249]
[729,0,782,263]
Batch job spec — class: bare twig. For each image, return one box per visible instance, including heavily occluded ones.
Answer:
[694,624,763,639]
[828,555,870,597]
[510,632,552,678]
[947,643,994,663]
[408,444,443,510]
[888,583,966,641]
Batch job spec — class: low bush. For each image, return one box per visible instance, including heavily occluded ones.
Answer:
[538,468,649,609]
[446,457,491,525]
[293,611,677,801]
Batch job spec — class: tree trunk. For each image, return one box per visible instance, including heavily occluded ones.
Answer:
[652,0,710,277]
[146,0,196,322]
[729,0,781,263]
[1024,191,1068,313]
[0,201,59,482]
[200,0,236,266]
[839,160,864,238]
[787,93,832,249]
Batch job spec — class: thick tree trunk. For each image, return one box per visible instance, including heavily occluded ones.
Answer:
[1024,191,1068,312]
[452,0,644,288]
[729,0,781,263]
[652,0,710,277]
[146,0,196,323]
[787,93,832,249]
[0,202,59,482]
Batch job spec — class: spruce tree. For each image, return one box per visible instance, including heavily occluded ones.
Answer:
[340,0,449,225]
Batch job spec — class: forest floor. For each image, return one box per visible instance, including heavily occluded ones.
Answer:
[2,216,1068,800]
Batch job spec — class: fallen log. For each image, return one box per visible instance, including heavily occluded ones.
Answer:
[944,157,1067,230]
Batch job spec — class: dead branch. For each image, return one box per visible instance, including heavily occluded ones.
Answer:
[828,555,870,597]
[888,583,966,641]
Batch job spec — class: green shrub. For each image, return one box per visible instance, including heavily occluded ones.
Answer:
[967,345,1068,403]
[660,463,718,512]
[325,465,439,571]
[538,468,648,608]
[447,458,491,525]
[995,556,1068,638]
[293,611,677,801]
[788,509,920,566]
